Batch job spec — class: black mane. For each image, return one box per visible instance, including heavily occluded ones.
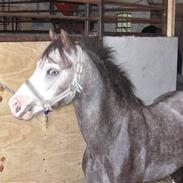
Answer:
[80,37,143,106]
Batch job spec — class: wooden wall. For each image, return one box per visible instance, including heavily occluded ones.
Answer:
[0,42,85,183]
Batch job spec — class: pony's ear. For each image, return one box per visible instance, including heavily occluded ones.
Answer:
[49,29,58,41]
[60,29,73,50]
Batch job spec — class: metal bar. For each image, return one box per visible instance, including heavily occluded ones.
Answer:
[104,32,165,37]
[36,0,40,14]
[0,17,163,24]
[0,34,49,42]
[103,0,164,10]
[0,30,166,43]
[0,0,100,5]
[85,0,90,35]
[0,19,95,23]
[0,30,48,33]
[2,0,4,11]
[0,9,85,13]
[0,32,165,43]
[161,0,167,35]
[8,0,10,11]
[104,7,165,12]
[0,13,99,21]
[104,15,164,24]
[0,20,72,23]
[0,7,164,13]
[0,33,84,42]
[99,0,103,38]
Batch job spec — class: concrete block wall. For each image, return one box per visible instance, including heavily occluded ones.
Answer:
[104,36,178,105]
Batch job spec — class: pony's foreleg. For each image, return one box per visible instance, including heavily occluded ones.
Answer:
[82,148,110,183]
[116,156,146,183]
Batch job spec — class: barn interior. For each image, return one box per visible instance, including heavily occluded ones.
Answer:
[0,1,182,183]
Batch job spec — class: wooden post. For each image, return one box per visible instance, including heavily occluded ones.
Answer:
[167,0,175,37]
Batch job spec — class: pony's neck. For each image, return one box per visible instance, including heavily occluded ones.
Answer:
[73,50,137,154]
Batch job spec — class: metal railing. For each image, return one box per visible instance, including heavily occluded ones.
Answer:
[0,0,167,41]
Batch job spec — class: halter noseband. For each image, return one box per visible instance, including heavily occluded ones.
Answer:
[24,45,83,125]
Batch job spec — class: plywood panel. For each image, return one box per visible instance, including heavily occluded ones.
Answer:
[0,42,85,183]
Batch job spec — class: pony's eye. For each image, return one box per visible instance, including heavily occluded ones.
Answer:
[47,68,59,76]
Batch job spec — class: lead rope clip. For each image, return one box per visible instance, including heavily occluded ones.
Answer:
[43,110,50,130]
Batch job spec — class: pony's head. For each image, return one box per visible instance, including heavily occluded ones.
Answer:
[9,30,83,120]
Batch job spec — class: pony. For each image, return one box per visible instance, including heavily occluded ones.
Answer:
[9,30,183,183]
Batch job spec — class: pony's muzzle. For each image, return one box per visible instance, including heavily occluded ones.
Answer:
[8,95,33,120]
[9,97,22,116]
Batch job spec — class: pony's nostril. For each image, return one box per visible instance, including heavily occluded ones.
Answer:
[13,102,18,107]
[11,99,21,113]
[15,106,21,113]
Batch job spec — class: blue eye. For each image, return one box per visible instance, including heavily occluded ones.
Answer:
[47,68,59,76]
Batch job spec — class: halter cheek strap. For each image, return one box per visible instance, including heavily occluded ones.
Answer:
[25,79,52,112]
[24,45,83,118]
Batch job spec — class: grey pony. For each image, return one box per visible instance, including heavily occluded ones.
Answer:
[9,31,183,183]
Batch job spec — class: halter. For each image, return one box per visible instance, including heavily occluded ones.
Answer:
[24,45,83,127]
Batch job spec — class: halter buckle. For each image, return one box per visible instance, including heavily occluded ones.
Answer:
[43,103,52,112]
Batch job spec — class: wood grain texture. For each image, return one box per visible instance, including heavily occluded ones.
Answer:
[0,42,85,183]
[167,0,175,37]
